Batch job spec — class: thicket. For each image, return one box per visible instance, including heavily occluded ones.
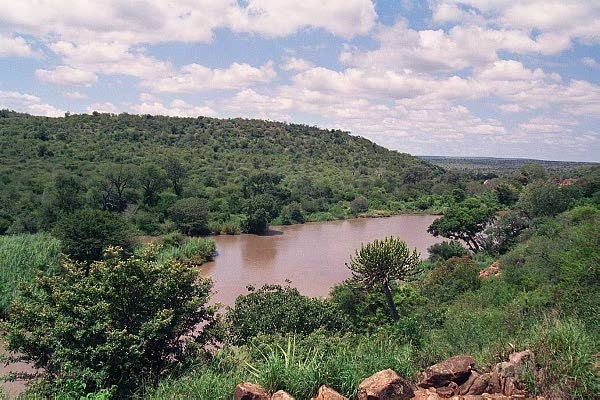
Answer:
[0,110,452,237]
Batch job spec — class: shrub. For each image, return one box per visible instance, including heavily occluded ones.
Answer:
[53,209,133,263]
[226,284,351,345]
[427,240,467,263]
[2,246,219,398]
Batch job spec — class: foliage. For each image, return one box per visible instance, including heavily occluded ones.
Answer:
[0,233,61,316]
[420,256,481,305]
[53,209,134,263]
[156,237,216,266]
[517,182,570,219]
[0,111,444,236]
[2,246,219,398]
[226,284,350,345]
[348,237,421,321]
[168,197,210,236]
[427,196,498,252]
[427,240,468,263]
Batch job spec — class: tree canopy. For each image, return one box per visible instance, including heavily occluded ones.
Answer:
[347,236,421,321]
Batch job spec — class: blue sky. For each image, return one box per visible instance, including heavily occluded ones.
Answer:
[1,0,599,162]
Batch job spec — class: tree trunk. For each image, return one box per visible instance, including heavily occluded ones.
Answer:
[382,282,399,321]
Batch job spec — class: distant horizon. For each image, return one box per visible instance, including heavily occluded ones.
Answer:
[1,1,599,162]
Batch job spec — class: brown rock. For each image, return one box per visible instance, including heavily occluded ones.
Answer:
[459,370,481,394]
[492,350,535,396]
[410,388,440,399]
[466,372,492,395]
[358,369,414,400]
[272,389,295,400]
[234,382,270,400]
[311,385,348,400]
[418,355,477,388]
[479,261,501,279]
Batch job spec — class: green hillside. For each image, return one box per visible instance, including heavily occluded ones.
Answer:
[0,110,446,235]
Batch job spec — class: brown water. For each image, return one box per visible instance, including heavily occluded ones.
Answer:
[201,214,441,306]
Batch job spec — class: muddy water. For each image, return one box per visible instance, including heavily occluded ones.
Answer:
[201,214,441,306]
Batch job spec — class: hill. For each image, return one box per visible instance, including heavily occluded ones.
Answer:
[0,110,445,235]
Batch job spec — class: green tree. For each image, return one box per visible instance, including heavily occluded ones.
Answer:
[168,197,210,236]
[347,237,421,321]
[2,246,218,398]
[138,164,168,207]
[54,209,133,263]
[517,182,570,219]
[427,197,497,252]
[226,284,349,345]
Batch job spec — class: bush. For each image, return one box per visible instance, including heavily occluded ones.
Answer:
[420,256,481,305]
[2,246,219,398]
[168,197,210,236]
[427,240,467,263]
[53,209,134,263]
[226,284,351,345]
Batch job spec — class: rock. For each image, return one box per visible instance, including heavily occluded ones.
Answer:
[272,389,295,400]
[234,382,270,400]
[466,372,493,395]
[310,385,348,400]
[479,261,501,279]
[418,355,476,388]
[459,370,480,394]
[410,388,440,399]
[492,350,535,396]
[358,368,414,400]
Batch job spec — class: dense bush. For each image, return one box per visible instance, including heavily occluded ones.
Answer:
[427,240,468,263]
[53,209,133,262]
[2,246,219,398]
[226,284,351,345]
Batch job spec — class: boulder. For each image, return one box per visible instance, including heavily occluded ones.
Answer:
[310,385,348,400]
[459,370,481,394]
[492,350,535,396]
[234,382,270,400]
[418,355,476,388]
[479,261,501,279]
[358,368,414,400]
[272,390,295,400]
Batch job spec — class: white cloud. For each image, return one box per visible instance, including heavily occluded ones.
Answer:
[146,61,277,93]
[0,90,64,116]
[582,57,600,69]
[131,99,216,117]
[35,66,98,86]
[62,91,87,99]
[0,0,376,46]
[0,35,33,57]
[86,102,119,114]
[230,0,376,39]
[281,57,315,72]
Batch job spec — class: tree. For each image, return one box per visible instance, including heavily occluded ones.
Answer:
[138,164,168,207]
[2,246,218,398]
[347,237,421,321]
[517,182,570,219]
[53,209,133,263]
[168,197,210,236]
[226,284,349,345]
[427,197,497,252]
[160,156,187,196]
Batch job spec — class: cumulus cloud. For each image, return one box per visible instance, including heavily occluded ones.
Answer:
[0,90,65,116]
[0,35,34,57]
[145,61,277,93]
[0,0,375,46]
[35,66,98,86]
[131,99,216,117]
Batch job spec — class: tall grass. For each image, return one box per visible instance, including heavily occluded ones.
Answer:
[0,233,61,314]
[156,237,216,266]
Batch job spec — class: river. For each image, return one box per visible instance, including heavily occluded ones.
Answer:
[201,214,441,306]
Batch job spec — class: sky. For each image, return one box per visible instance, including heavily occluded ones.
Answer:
[1,1,599,162]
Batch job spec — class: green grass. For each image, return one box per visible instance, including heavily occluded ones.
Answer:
[0,233,61,314]
[156,237,216,266]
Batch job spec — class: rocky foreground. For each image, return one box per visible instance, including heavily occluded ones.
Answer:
[233,351,546,400]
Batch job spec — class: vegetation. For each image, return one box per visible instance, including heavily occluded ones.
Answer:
[0,110,598,399]
[2,246,218,398]
[347,237,421,321]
